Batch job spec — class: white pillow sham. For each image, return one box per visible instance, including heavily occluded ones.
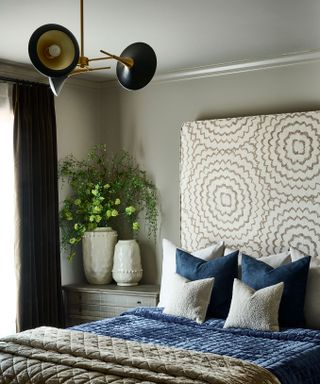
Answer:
[290,247,320,329]
[224,279,284,332]
[163,274,214,324]
[224,247,291,268]
[159,238,224,308]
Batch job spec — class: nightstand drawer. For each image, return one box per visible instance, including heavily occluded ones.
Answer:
[67,291,157,307]
[68,303,129,318]
[63,283,159,326]
[68,303,101,316]
[100,293,156,307]
[68,291,100,305]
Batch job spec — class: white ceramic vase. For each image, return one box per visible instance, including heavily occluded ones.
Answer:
[82,227,117,284]
[112,240,143,286]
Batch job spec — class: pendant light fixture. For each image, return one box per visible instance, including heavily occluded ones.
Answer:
[28,0,157,96]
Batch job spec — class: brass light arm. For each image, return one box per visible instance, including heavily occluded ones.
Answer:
[69,66,111,76]
[88,57,114,62]
[100,50,134,68]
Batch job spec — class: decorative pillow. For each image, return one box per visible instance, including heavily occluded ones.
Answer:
[224,247,291,268]
[176,249,239,318]
[163,274,214,324]
[158,238,224,308]
[290,247,320,329]
[224,279,284,331]
[241,254,311,327]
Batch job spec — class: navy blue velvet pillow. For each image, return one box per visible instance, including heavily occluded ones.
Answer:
[241,254,311,328]
[176,249,239,319]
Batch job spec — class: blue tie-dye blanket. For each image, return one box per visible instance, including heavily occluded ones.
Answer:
[72,307,320,384]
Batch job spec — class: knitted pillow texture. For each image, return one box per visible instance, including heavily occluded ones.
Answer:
[224,279,284,331]
[163,273,214,324]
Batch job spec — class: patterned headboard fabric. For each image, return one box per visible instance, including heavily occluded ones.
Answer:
[180,111,320,257]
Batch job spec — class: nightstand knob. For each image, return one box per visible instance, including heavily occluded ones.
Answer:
[137,300,142,304]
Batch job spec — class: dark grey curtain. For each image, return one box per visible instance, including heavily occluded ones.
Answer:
[13,83,64,331]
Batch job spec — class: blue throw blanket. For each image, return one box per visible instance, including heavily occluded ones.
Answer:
[72,307,320,384]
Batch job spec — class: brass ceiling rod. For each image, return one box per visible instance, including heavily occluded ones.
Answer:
[80,0,84,59]
[76,0,131,71]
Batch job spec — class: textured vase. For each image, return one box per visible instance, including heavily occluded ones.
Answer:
[82,227,117,284]
[112,240,143,286]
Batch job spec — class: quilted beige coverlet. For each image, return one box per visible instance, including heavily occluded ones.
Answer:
[0,327,280,384]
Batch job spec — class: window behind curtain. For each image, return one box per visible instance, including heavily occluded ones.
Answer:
[0,82,16,337]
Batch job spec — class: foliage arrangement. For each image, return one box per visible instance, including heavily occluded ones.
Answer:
[59,144,158,260]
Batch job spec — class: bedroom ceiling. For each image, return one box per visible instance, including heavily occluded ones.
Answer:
[1,0,320,81]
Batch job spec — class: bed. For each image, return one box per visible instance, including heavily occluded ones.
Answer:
[1,110,320,383]
[1,307,320,383]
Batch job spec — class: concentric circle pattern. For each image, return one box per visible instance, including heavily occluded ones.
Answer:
[181,111,320,257]
[257,112,320,200]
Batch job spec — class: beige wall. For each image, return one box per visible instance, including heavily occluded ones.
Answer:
[101,61,320,284]
[3,60,320,286]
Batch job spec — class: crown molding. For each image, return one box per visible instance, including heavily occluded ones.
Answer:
[2,50,320,91]
[152,50,320,84]
[0,60,102,90]
[0,60,45,83]
[66,77,102,90]
[98,50,320,90]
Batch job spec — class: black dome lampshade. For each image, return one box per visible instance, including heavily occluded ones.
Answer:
[116,42,157,90]
[28,24,80,78]
[28,23,80,95]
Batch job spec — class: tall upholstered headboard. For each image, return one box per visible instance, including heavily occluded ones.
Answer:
[180,111,320,257]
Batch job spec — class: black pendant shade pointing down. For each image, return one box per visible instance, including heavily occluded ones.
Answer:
[116,43,157,90]
[49,76,68,97]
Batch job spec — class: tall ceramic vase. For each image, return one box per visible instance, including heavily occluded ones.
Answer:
[82,227,117,284]
[112,240,143,286]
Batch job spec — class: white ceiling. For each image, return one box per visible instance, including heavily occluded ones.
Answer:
[1,0,320,81]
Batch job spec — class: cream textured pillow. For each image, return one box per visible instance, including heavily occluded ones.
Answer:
[158,238,224,307]
[290,247,320,329]
[163,274,214,324]
[224,279,284,331]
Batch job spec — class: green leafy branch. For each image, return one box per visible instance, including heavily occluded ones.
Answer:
[59,145,159,260]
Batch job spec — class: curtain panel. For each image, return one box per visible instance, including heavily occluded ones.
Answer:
[13,83,64,331]
[0,82,16,337]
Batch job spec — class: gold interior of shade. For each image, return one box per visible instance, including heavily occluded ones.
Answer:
[37,30,76,70]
